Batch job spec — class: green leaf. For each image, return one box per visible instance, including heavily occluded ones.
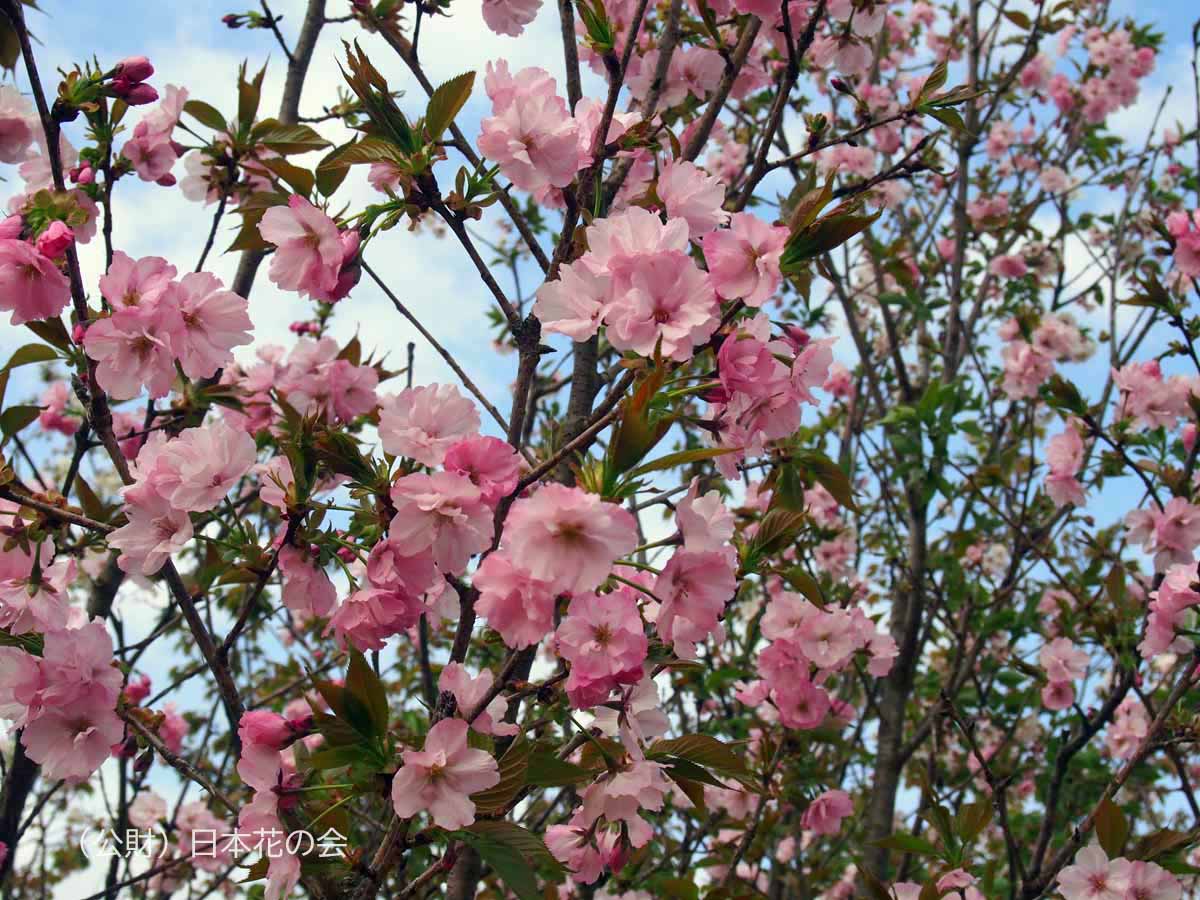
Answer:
[869,833,939,856]
[3,343,57,373]
[1133,828,1192,861]
[920,59,948,102]
[318,136,405,172]
[255,121,332,155]
[956,798,993,844]
[794,450,858,512]
[316,142,355,197]
[425,71,475,141]
[525,750,592,787]
[237,60,267,130]
[471,736,529,814]
[345,649,389,739]
[458,821,559,900]
[259,157,315,198]
[305,744,370,771]
[183,99,228,132]
[781,210,881,273]
[925,106,967,133]
[0,405,40,440]
[647,734,747,775]
[1002,9,1032,28]
[24,318,72,352]
[624,447,733,480]
[1096,798,1130,858]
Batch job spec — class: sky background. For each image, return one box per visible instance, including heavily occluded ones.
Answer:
[1,0,1198,895]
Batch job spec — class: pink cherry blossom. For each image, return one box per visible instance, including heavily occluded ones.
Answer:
[99,251,176,310]
[258,195,344,298]
[656,160,729,239]
[390,718,500,830]
[443,436,521,505]
[604,249,720,361]
[438,662,519,736]
[21,695,123,783]
[388,472,492,574]
[1055,844,1131,900]
[1125,497,1200,572]
[378,383,481,467]
[473,552,557,648]
[700,212,789,307]
[109,488,194,575]
[556,590,648,708]
[83,303,184,400]
[533,260,610,341]
[801,789,853,835]
[172,271,253,379]
[502,484,637,594]
[481,0,542,35]
[654,549,736,658]
[0,239,70,325]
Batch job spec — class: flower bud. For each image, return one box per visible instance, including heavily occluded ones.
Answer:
[156,173,177,187]
[35,221,74,260]
[115,56,154,83]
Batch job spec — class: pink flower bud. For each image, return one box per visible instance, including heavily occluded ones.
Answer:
[35,221,74,259]
[72,323,86,344]
[112,78,159,105]
[1184,423,1197,454]
[156,173,177,187]
[115,56,154,83]
[123,673,152,705]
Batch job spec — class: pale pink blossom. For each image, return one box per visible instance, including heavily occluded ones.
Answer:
[438,662,519,736]
[378,384,480,467]
[0,239,70,325]
[389,472,492,574]
[443,436,521,505]
[1125,497,1200,572]
[172,271,253,379]
[390,718,500,830]
[700,212,788,307]
[481,0,542,36]
[258,195,344,298]
[556,590,648,708]
[800,789,852,835]
[473,552,557,648]
[1055,844,1131,900]
[502,484,637,594]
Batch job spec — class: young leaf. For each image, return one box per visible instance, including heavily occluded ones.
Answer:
[425,71,475,141]
[183,99,228,132]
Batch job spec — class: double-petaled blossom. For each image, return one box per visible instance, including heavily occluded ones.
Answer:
[655,160,729,239]
[257,195,345,298]
[578,758,671,848]
[556,590,649,709]
[443,436,521,505]
[389,472,492,575]
[479,66,582,197]
[172,271,253,379]
[378,383,481,467]
[109,487,194,576]
[653,549,736,659]
[473,552,557,648]
[1167,209,1200,277]
[1038,637,1089,710]
[0,85,35,163]
[700,212,789,307]
[277,544,337,620]
[0,620,123,783]
[390,718,500,830]
[502,484,637,594]
[121,85,188,182]
[1125,497,1200,572]
[481,0,542,35]
[328,586,424,651]
[536,207,720,360]
[1112,360,1194,431]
